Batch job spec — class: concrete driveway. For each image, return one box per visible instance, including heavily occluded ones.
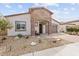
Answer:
[50,33,79,42]
[55,42,79,56]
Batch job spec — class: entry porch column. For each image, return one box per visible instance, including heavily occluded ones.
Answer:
[31,19,35,36]
[46,21,53,34]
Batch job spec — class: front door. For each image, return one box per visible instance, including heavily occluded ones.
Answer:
[39,24,43,34]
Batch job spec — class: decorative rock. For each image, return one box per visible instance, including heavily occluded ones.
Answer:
[0,46,7,54]
[15,36,19,40]
[37,36,40,39]
[57,38,62,41]
[31,42,37,46]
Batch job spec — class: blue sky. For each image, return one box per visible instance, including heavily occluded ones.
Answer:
[0,3,79,22]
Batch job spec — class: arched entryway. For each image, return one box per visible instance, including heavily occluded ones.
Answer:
[29,7,53,36]
[34,21,48,35]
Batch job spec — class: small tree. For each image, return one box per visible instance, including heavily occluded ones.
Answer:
[0,14,12,35]
[0,19,12,31]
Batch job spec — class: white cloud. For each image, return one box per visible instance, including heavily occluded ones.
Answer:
[32,3,59,7]
[71,3,76,5]
[8,10,16,13]
[63,8,68,11]
[18,4,23,9]
[44,3,59,7]
[53,9,59,13]
[71,7,75,11]
[63,8,70,14]
[32,3,44,7]
[5,4,11,8]
[32,3,40,6]
[63,11,69,14]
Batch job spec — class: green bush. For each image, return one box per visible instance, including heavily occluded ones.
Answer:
[17,34,23,38]
[66,27,79,35]
[66,27,74,32]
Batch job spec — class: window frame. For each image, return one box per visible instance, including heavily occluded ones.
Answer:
[15,21,26,31]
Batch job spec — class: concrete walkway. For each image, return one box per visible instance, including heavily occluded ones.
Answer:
[22,42,79,56]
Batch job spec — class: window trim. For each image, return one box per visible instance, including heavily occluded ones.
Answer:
[15,21,26,31]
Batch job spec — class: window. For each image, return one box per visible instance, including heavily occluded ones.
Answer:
[15,21,26,31]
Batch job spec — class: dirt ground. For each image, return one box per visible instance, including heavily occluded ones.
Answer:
[0,35,72,56]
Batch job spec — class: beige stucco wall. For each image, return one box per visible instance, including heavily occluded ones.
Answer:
[6,14,31,36]
[59,25,67,32]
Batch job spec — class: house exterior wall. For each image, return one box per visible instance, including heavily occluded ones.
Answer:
[67,22,79,25]
[52,19,60,33]
[58,25,67,32]
[60,21,79,32]
[4,7,61,36]
[29,8,52,22]
[35,21,39,33]
[6,14,31,36]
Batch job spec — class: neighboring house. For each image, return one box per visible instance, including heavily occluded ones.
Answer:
[5,7,60,36]
[60,20,79,32]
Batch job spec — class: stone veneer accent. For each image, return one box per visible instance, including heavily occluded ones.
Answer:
[48,21,53,34]
[29,7,54,35]
[45,20,53,34]
[31,18,35,36]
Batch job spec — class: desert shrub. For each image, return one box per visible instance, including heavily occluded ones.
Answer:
[2,37,7,40]
[25,36,29,39]
[17,34,23,38]
[53,41,57,43]
[23,45,27,49]
[74,28,79,34]
[38,39,42,43]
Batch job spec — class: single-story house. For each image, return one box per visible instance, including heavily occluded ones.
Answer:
[60,20,79,32]
[4,7,61,36]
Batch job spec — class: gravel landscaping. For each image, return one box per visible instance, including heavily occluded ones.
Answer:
[0,34,72,56]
